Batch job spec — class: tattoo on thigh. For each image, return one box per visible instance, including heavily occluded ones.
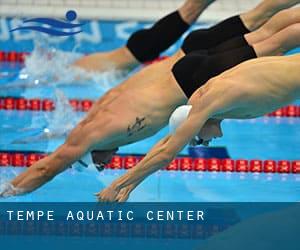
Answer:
[127,117,146,136]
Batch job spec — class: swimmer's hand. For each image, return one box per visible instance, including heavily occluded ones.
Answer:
[95,184,134,202]
[115,186,132,202]
[95,185,120,202]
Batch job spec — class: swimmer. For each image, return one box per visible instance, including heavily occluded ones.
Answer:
[73,0,217,73]
[98,54,300,202]
[19,2,300,143]
[73,0,300,73]
[2,0,300,197]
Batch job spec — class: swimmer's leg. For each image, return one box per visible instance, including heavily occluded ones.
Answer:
[240,0,300,31]
[253,23,300,57]
[210,21,300,60]
[73,0,215,73]
[245,7,300,45]
[181,0,300,54]
[210,7,300,54]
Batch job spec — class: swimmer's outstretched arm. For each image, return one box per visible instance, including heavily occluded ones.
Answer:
[0,140,89,197]
[0,105,115,197]
[97,113,212,202]
[97,90,224,202]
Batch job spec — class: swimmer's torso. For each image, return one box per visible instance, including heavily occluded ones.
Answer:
[90,50,187,149]
[114,49,187,119]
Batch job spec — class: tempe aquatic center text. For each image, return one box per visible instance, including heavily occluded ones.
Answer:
[5,210,205,221]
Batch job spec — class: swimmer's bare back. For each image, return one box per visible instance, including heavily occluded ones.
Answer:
[83,50,188,150]
[189,54,300,120]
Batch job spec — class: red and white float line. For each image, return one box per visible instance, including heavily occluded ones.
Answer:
[0,152,299,174]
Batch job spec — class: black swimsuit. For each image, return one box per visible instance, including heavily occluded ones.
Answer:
[181,15,250,54]
[171,13,257,98]
[172,45,257,98]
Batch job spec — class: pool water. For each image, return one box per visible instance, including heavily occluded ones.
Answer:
[1,167,300,202]
[0,23,300,202]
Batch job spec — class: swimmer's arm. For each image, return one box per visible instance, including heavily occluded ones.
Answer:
[4,136,90,197]
[99,108,213,202]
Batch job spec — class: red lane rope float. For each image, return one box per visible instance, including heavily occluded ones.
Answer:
[1,97,300,117]
[0,97,93,112]
[1,50,299,117]
[0,152,299,174]
[0,51,29,63]
[0,50,168,65]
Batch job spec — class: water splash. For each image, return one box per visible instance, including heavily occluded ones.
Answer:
[3,35,127,92]
[43,89,81,137]
[0,182,25,198]
[12,89,81,144]
[0,167,26,198]
[20,35,82,84]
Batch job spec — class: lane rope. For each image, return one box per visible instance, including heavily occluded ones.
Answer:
[0,51,28,63]
[0,151,299,174]
[1,97,299,117]
[0,50,167,64]
[1,50,299,117]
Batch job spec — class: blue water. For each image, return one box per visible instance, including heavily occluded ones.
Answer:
[1,26,300,202]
